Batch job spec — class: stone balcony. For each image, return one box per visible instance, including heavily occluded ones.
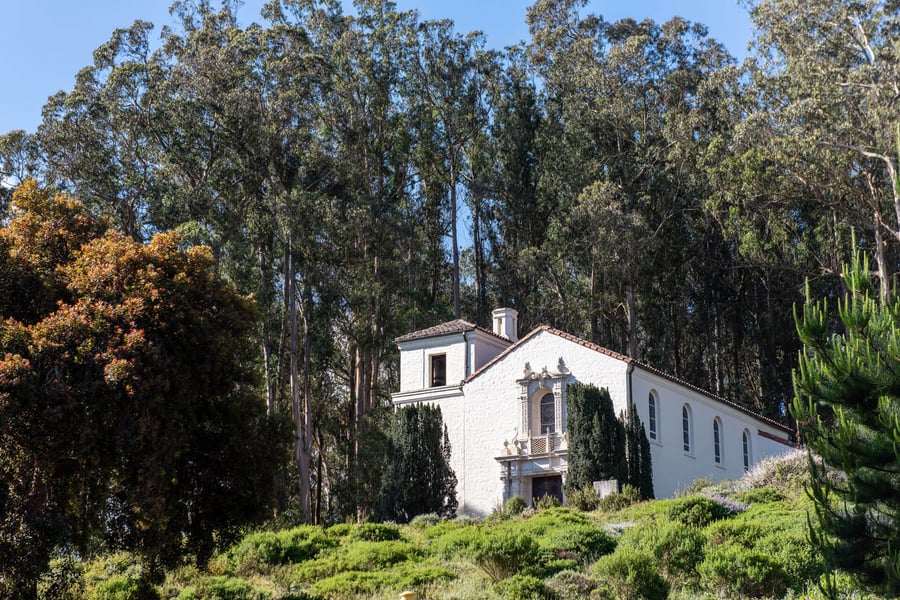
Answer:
[501,431,568,457]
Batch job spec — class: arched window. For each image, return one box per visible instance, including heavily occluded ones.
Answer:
[682,404,693,453]
[713,418,723,464]
[648,392,658,440]
[742,429,752,472]
[540,393,555,434]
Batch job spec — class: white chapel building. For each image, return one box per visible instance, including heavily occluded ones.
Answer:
[392,308,795,516]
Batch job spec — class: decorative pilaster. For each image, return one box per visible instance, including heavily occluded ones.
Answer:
[553,380,563,435]
[519,381,529,436]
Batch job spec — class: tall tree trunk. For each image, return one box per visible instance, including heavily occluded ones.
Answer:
[473,192,487,324]
[315,428,325,525]
[626,287,638,359]
[258,244,275,416]
[873,211,891,303]
[590,256,599,344]
[287,240,311,522]
[450,157,460,318]
[353,345,369,522]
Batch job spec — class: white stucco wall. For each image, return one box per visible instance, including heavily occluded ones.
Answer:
[458,329,630,515]
[398,334,467,392]
[629,369,793,497]
[394,325,796,517]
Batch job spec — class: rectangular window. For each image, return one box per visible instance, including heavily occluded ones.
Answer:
[430,354,446,387]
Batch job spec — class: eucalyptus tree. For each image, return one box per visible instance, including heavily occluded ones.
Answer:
[0,130,41,212]
[294,0,424,521]
[742,0,900,301]
[38,20,167,240]
[408,19,490,319]
[527,2,737,363]
[483,47,547,333]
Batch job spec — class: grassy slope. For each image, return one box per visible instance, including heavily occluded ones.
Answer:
[44,450,884,600]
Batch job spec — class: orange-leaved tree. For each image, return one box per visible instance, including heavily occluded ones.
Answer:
[0,181,283,598]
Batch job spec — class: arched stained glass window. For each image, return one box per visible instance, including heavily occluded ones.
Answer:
[540,393,555,434]
[742,429,752,472]
[713,418,722,464]
[682,404,692,453]
[648,392,658,440]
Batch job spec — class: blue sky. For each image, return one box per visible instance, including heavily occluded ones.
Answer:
[0,1,755,134]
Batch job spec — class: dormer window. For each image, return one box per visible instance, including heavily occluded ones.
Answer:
[430,354,447,387]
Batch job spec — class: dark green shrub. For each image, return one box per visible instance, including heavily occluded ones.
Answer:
[176,576,268,600]
[519,506,593,535]
[89,576,146,600]
[277,527,335,563]
[618,520,704,584]
[308,564,454,598]
[598,484,641,512]
[704,519,763,547]
[290,555,341,584]
[409,513,441,529]
[81,553,155,600]
[591,547,668,600]
[292,540,418,583]
[697,542,786,598]
[538,523,616,564]
[473,529,541,581]
[340,540,418,570]
[535,558,579,577]
[732,486,784,505]
[323,523,354,539]
[228,531,284,574]
[534,494,562,510]
[517,506,614,566]
[667,495,733,527]
[504,495,528,517]
[309,571,390,597]
[421,518,469,540]
[545,569,597,599]
[453,514,478,525]
[347,522,401,542]
[756,530,825,590]
[38,553,84,600]
[393,565,455,589]
[494,574,551,599]
[425,523,482,558]
[566,483,600,511]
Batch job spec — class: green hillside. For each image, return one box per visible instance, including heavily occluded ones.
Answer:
[35,450,880,600]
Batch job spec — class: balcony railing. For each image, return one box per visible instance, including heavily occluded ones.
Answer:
[502,432,567,456]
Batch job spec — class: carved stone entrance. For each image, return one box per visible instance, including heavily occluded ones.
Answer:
[531,474,563,504]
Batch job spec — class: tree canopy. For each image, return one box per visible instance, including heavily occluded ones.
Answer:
[0,182,282,597]
[793,248,900,596]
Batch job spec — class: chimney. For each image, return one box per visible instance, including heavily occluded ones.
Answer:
[492,307,518,342]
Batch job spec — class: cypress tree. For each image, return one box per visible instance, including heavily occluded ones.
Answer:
[638,422,654,500]
[377,404,458,523]
[566,383,625,494]
[623,404,654,500]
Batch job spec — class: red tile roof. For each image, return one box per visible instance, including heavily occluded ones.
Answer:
[395,318,511,344]
[465,324,793,436]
